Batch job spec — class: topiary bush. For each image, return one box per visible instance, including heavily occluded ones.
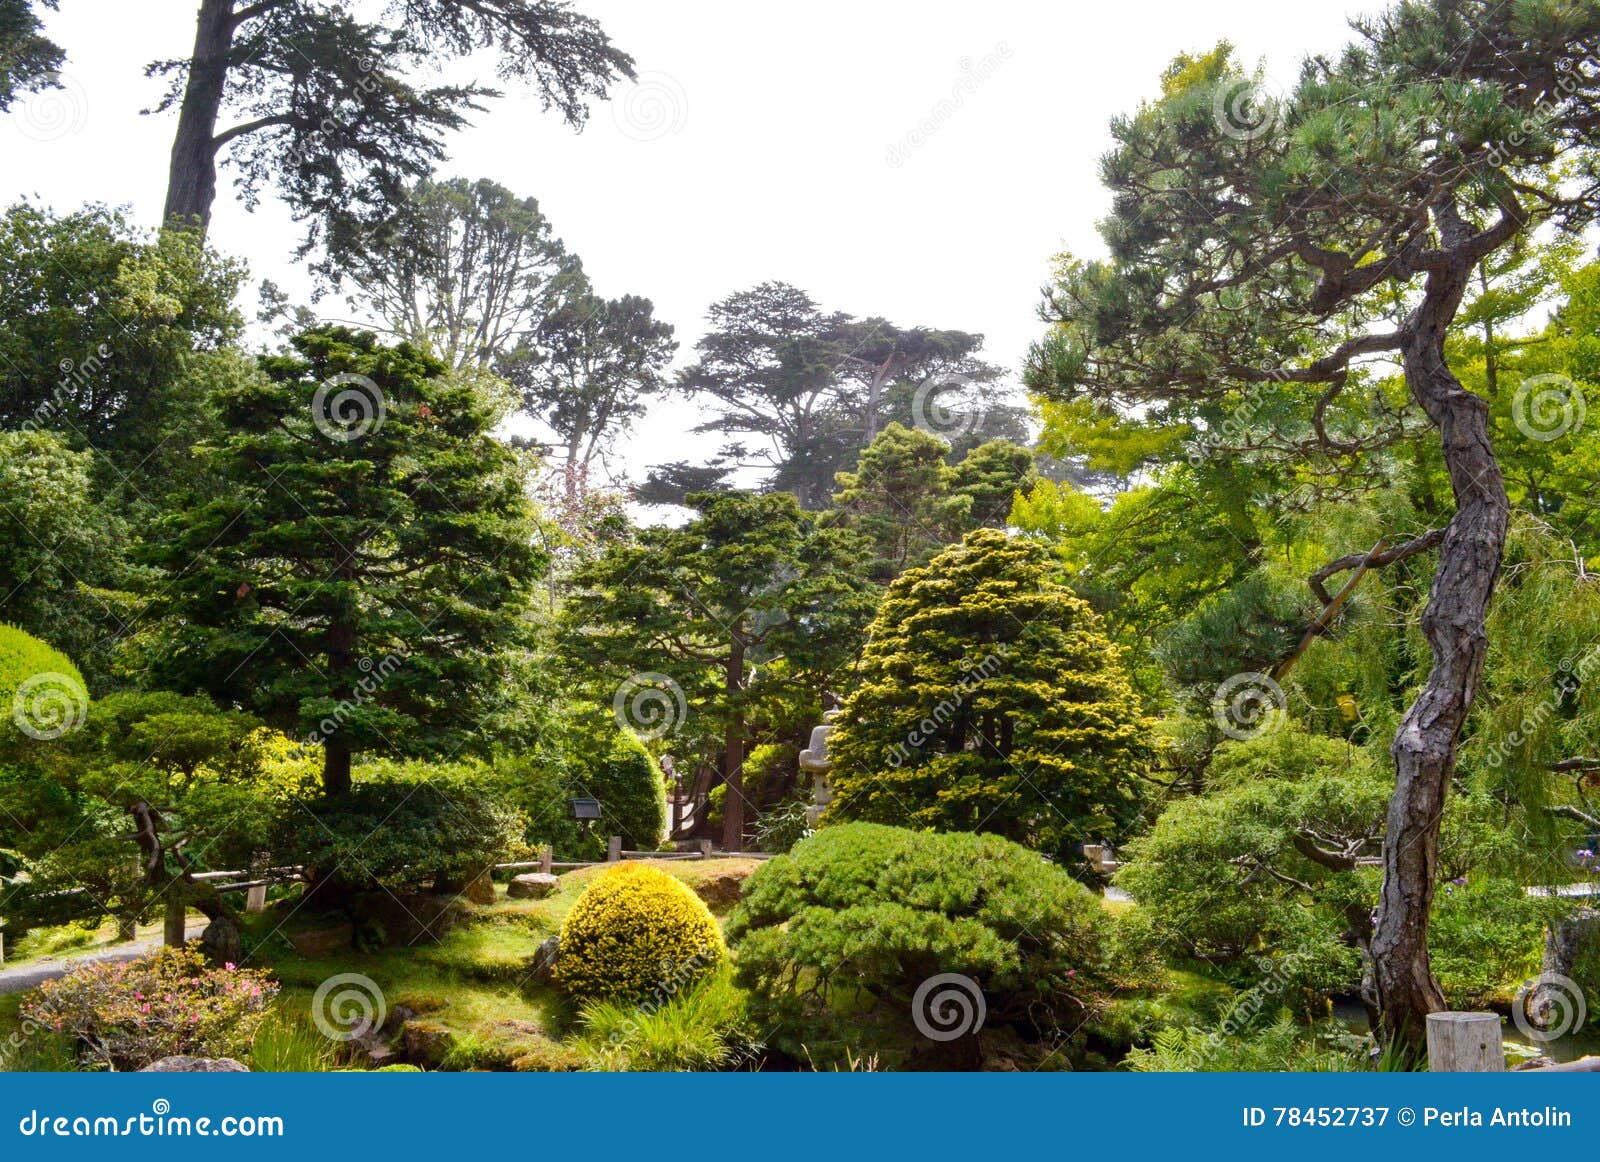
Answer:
[823,529,1151,859]
[727,822,1112,1069]
[0,623,88,755]
[23,946,278,1071]
[556,863,725,1003]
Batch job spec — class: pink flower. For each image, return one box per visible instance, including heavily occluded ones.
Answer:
[1066,969,1077,977]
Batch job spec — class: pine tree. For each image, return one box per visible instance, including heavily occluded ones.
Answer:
[826,528,1151,859]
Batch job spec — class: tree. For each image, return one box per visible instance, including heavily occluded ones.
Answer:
[564,490,876,849]
[149,0,633,238]
[0,0,61,111]
[825,528,1151,859]
[1026,10,1600,1043]
[0,202,244,485]
[342,176,575,368]
[142,327,546,794]
[0,432,121,675]
[678,283,849,509]
[678,282,1019,508]
[502,278,676,495]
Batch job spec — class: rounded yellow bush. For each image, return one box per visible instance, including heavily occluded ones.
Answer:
[555,863,725,1003]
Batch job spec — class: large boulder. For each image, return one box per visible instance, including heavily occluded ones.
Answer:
[199,916,242,966]
[141,1056,248,1073]
[507,873,560,900]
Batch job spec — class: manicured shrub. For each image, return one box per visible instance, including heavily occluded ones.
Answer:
[824,529,1150,859]
[23,946,278,1071]
[1429,876,1556,1006]
[727,822,1111,1068]
[0,623,87,754]
[556,864,725,1003]
[280,761,526,891]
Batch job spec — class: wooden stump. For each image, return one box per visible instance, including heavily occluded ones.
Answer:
[1426,1012,1504,1072]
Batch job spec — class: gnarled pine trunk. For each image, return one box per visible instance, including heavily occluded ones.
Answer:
[1370,264,1509,1046]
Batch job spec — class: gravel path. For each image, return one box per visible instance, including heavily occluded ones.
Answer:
[0,924,206,995]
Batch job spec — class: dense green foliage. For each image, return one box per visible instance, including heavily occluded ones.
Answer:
[825,529,1151,857]
[729,823,1111,1067]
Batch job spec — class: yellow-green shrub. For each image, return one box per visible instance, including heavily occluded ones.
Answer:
[556,864,725,1003]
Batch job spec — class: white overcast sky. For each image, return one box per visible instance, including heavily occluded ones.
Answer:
[3,0,1378,486]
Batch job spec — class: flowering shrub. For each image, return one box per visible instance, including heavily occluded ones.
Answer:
[22,945,278,1070]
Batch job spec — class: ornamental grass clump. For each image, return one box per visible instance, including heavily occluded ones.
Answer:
[23,946,278,1071]
[555,863,725,1004]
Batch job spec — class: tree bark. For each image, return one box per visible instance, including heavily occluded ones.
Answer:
[720,639,746,851]
[1370,261,1509,1047]
[162,0,235,233]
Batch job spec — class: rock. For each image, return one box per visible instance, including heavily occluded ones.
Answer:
[401,1020,454,1069]
[526,935,560,985]
[693,869,753,909]
[141,1056,249,1073]
[461,871,498,906]
[199,916,242,966]
[350,892,470,946]
[507,872,560,900]
[286,922,353,959]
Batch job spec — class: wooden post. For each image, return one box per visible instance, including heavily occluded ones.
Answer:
[538,844,553,875]
[1426,1012,1504,1072]
[163,882,188,947]
[696,839,713,859]
[245,852,268,915]
[607,835,622,863]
